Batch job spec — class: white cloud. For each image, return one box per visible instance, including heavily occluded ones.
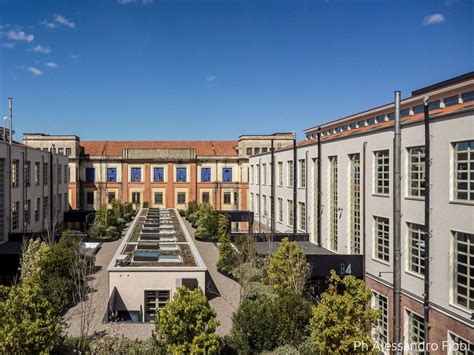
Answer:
[54,14,75,28]
[1,42,15,49]
[40,20,56,29]
[206,74,216,82]
[28,67,43,76]
[45,61,59,68]
[40,14,75,29]
[6,29,34,42]
[422,13,445,25]
[28,44,51,54]
[117,0,153,4]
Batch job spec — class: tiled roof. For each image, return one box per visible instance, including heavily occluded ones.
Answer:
[80,140,239,157]
[297,102,474,147]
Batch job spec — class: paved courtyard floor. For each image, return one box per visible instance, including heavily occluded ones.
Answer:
[64,217,241,339]
[183,220,242,335]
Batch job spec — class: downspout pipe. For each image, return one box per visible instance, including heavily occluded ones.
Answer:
[292,132,297,234]
[258,158,261,234]
[7,98,12,239]
[362,142,367,274]
[423,96,431,351]
[317,127,322,246]
[393,91,402,352]
[270,139,275,235]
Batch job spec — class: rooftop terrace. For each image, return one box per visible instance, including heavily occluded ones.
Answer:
[108,208,206,270]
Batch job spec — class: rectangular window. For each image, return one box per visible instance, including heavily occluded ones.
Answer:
[154,192,163,205]
[58,194,62,213]
[86,191,94,205]
[246,147,252,156]
[58,147,64,155]
[34,162,40,185]
[132,192,141,205]
[223,167,232,182]
[254,147,260,155]
[250,165,254,184]
[374,150,390,195]
[453,231,473,310]
[278,198,283,223]
[201,167,211,182]
[12,160,19,187]
[454,141,474,201]
[374,216,390,262]
[329,156,338,251]
[66,148,72,156]
[372,292,388,348]
[262,164,266,185]
[429,100,440,110]
[224,192,232,205]
[400,108,410,118]
[64,193,68,211]
[299,159,306,188]
[250,193,254,212]
[462,90,474,103]
[25,161,31,186]
[299,202,306,231]
[202,191,210,204]
[144,290,170,322]
[407,223,426,275]
[176,167,187,182]
[12,201,19,230]
[287,200,293,227]
[350,154,361,254]
[413,104,424,115]
[177,192,186,205]
[262,147,268,153]
[108,191,116,203]
[34,197,40,222]
[25,200,31,225]
[43,197,48,220]
[448,333,473,354]
[234,192,238,206]
[407,310,425,351]
[444,95,459,107]
[256,164,260,184]
[64,165,68,183]
[85,167,95,182]
[107,167,117,182]
[408,146,426,198]
[287,160,294,187]
[131,167,141,182]
[58,164,62,184]
[278,162,283,186]
[153,167,165,182]
[43,163,48,185]
[262,196,267,216]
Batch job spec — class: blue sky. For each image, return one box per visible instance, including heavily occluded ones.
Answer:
[0,0,472,141]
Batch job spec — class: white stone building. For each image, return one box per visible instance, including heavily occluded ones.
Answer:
[248,72,474,351]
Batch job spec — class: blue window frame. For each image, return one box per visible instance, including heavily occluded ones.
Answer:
[201,167,211,182]
[131,167,141,182]
[223,168,232,182]
[85,168,95,182]
[153,167,165,182]
[107,167,117,182]
[176,167,187,182]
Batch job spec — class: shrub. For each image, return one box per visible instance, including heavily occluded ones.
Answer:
[185,201,199,219]
[230,288,311,353]
[106,226,118,238]
[217,232,236,276]
[155,287,220,354]
[195,204,218,238]
[116,217,126,225]
[143,201,149,208]
[88,223,106,239]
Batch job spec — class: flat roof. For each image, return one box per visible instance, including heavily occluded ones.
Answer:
[108,208,207,271]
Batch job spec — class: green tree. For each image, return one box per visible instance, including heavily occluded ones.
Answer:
[310,271,380,353]
[230,288,311,354]
[217,216,236,275]
[195,204,218,238]
[155,287,221,353]
[0,283,62,354]
[266,238,310,294]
